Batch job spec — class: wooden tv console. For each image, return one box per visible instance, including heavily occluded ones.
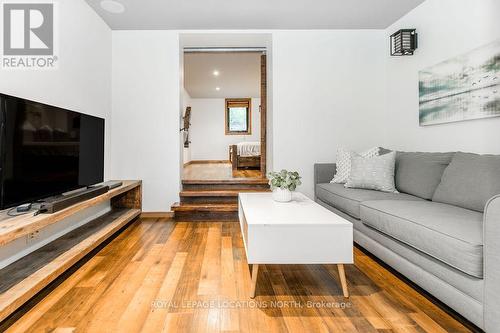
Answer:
[0,180,142,323]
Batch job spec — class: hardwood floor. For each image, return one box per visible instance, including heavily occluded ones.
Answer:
[2,218,473,333]
[184,163,262,180]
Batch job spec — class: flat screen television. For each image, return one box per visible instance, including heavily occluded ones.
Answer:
[0,93,105,209]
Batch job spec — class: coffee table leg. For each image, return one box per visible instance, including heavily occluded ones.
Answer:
[250,264,259,298]
[337,264,349,298]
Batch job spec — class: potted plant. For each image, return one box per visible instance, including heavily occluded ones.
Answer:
[268,169,302,202]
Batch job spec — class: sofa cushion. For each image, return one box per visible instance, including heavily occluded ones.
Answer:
[395,152,455,200]
[316,183,423,219]
[432,152,500,212]
[345,152,398,193]
[360,200,483,278]
[331,147,380,183]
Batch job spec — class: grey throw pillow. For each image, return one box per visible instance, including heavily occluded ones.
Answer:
[345,151,398,193]
[432,152,500,212]
[395,152,455,200]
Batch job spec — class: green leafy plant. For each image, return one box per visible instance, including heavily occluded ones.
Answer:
[268,170,302,191]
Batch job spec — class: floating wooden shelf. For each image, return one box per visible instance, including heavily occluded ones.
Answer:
[0,180,142,323]
[0,180,141,247]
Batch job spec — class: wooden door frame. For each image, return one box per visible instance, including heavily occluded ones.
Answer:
[260,54,267,178]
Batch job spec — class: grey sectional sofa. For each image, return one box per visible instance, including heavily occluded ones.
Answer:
[314,151,500,332]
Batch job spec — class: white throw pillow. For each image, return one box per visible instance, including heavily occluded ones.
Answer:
[345,151,398,193]
[331,147,380,183]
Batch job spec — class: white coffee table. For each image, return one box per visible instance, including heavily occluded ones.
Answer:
[238,192,353,298]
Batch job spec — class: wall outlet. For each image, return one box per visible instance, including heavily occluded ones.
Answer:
[26,230,40,244]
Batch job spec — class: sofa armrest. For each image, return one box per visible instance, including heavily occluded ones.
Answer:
[484,194,500,331]
[314,163,336,185]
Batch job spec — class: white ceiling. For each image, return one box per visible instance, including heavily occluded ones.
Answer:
[184,52,261,98]
[85,0,425,30]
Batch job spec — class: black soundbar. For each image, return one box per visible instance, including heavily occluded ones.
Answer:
[39,185,109,214]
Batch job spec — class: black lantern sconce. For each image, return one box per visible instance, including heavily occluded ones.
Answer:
[390,29,418,56]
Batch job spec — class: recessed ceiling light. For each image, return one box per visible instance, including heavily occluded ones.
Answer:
[100,0,125,14]
[215,87,221,91]
[213,70,220,76]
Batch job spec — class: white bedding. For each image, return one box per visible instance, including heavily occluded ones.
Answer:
[237,142,261,157]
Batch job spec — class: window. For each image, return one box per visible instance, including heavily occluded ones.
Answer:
[225,98,251,135]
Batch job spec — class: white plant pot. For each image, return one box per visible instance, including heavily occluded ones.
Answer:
[272,188,292,202]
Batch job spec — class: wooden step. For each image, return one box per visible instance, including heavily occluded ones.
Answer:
[181,179,270,191]
[180,189,270,204]
[182,179,269,184]
[171,203,238,222]
[0,208,140,323]
[172,203,238,212]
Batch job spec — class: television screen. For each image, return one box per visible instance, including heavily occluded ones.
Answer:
[0,94,105,209]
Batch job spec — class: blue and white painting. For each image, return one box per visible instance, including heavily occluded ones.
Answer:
[419,39,500,126]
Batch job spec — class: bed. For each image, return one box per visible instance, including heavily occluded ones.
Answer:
[229,142,261,170]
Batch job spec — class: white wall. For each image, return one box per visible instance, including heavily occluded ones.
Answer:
[110,14,500,207]
[111,31,180,212]
[2,3,497,212]
[110,30,386,205]
[190,98,261,161]
[272,30,387,198]
[0,0,112,176]
[0,0,112,265]
[384,0,500,154]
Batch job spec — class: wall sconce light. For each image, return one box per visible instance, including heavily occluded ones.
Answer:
[390,29,418,56]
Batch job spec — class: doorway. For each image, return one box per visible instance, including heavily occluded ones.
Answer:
[181,48,268,181]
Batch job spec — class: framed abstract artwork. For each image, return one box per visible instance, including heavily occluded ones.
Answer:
[419,39,500,126]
